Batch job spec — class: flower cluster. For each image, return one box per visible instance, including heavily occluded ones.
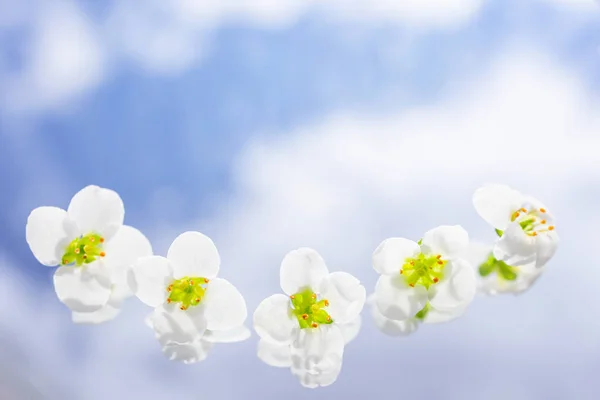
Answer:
[25,183,559,385]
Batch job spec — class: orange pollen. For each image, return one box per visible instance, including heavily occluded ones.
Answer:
[167,285,172,292]
[437,260,443,265]
[180,305,187,311]
[302,314,309,320]
[409,283,415,287]
[521,208,527,212]
[89,237,95,242]
[548,226,555,231]
[433,277,439,283]
[326,316,331,322]
[82,254,87,259]
[311,322,318,328]
[410,261,415,265]
[514,211,521,218]
[311,294,317,300]
[99,252,105,257]
[400,270,403,274]
[541,220,546,224]
[74,248,80,254]
[195,298,201,303]
[532,232,537,236]
[99,238,104,243]
[540,208,546,213]
[290,295,295,299]
[189,280,194,285]
[436,255,441,259]
[324,300,329,306]
[204,278,209,283]
[167,298,172,303]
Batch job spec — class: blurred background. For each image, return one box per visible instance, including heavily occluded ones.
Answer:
[1,0,600,399]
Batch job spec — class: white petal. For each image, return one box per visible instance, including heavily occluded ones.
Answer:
[53,264,111,312]
[280,248,329,295]
[203,325,251,344]
[291,325,345,388]
[493,222,536,265]
[253,294,297,345]
[201,278,247,331]
[374,275,428,321]
[337,316,362,345]
[67,185,124,240]
[463,242,493,269]
[318,272,366,324]
[160,339,213,364]
[167,231,220,279]
[472,184,524,230]
[71,294,122,324]
[103,225,153,286]
[370,300,419,336]
[128,256,173,307]
[423,304,468,324]
[535,231,559,268]
[26,206,70,266]
[429,258,476,312]
[372,238,420,275]
[257,340,292,368]
[421,225,469,259]
[151,304,207,344]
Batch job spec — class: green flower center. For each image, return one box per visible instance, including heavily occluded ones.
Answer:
[478,254,517,281]
[508,206,555,237]
[166,276,209,311]
[289,288,333,329]
[401,253,447,290]
[61,233,105,266]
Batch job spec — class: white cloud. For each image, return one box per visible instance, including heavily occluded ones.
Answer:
[2,0,105,114]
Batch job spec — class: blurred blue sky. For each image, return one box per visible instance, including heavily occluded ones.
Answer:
[1,0,600,399]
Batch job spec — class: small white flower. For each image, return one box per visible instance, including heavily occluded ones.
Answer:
[372,225,476,327]
[466,242,544,296]
[129,231,248,363]
[253,248,366,388]
[25,185,152,322]
[473,184,559,268]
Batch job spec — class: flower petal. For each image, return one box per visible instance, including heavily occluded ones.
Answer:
[463,242,493,269]
[167,231,220,279]
[67,185,124,240]
[203,325,251,344]
[257,340,292,368]
[472,184,524,230]
[372,238,420,275]
[103,225,153,289]
[201,278,247,331]
[423,303,468,324]
[493,222,536,265]
[369,297,419,336]
[160,339,213,364]
[128,256,173,307]
[421,225,469,259]
[253,294,297,345]
[534,231,559,268]
[26,206,70,266]
[290,325,345,388]
[53,264,112,312]
[151,303,207,344]
[374,275,428,321]
[280,248,329,295]
[337,316,361,345]
[429,258,476,312]
[318,272,366,324]
[71,294,122,324]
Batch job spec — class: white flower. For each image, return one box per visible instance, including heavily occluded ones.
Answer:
[25,185,152,323]
[253,248,366,388]
[473,184,559,268]
[372,225,476,327]
[466,242,544,296]
[128,231,248,363]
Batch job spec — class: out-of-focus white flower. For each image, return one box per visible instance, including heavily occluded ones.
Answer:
[26,185,152,323]
[253,248,366,388]
[129,231,248,363]
[371,225,476,328]
[473,184,559,268]
[466,242,544,296]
